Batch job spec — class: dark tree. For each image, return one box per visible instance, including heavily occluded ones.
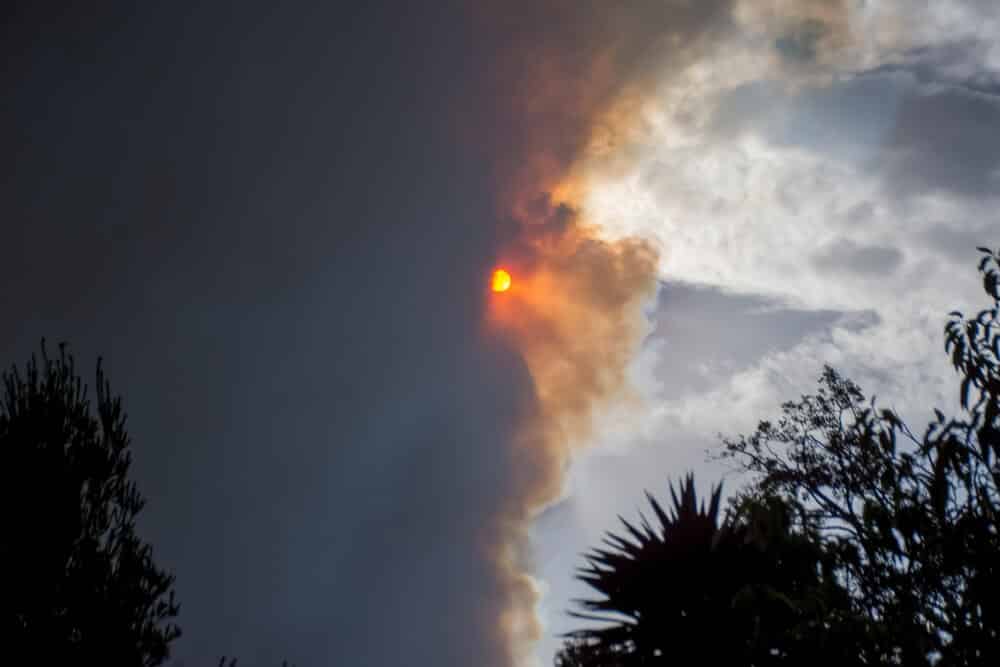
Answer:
[719,248,1000,666]
[555,637,628,667]
[557,475,860,666]
[1,343,180,665]
[218,657,298,666]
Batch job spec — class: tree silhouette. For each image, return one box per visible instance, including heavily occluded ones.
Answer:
[558,475,860,666]
[218,657,298,666]
[720,247,1000,665]
[560,249,1000,665]
[1,342,180,665]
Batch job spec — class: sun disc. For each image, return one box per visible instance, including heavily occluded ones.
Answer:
[492,268,512,292]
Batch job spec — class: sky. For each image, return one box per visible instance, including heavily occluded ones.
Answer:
[2,2,998,666]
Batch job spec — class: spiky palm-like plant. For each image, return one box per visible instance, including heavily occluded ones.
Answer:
[561,475,857,666]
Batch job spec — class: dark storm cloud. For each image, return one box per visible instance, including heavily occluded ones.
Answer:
[710,47,1000,201]
[469,0,735,207]
[650,281,877,400]
[919,220,999,265]
[710,75,903,165]
[852,42,1000,199]
[774,18,829,63]
[1,3,538,666]
[843,201,877,226]
[878,78,1000,199]
[812,239,904,276]
[864,42,1000,100]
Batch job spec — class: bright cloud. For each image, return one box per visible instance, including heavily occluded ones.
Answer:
[536,2,1000,663]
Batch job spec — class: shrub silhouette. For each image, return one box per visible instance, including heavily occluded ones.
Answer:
[721,248,1000,665]
[560,248,1000,665]
[559,475,860,665]
[1,342,179,665]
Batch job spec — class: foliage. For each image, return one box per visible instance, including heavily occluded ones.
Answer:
[559,248,1000,666]
[557,474,861,666]
[555,638,628,667]
[719,247,1000,666]
[218,658,297,666]
[0,342,180,665]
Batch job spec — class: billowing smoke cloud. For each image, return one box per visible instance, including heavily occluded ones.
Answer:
[485,207,658,663]
[489,203,658,508]
[454,1,759,663]
[446,1,869,664]
[736,0,856,66]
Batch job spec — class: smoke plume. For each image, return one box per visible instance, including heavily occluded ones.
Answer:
[459,1,739,663]
[458,0,863,662]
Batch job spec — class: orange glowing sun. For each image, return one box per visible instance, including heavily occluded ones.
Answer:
[491,268,512,293]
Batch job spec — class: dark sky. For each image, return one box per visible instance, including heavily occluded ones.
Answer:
[2,3,532,665]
